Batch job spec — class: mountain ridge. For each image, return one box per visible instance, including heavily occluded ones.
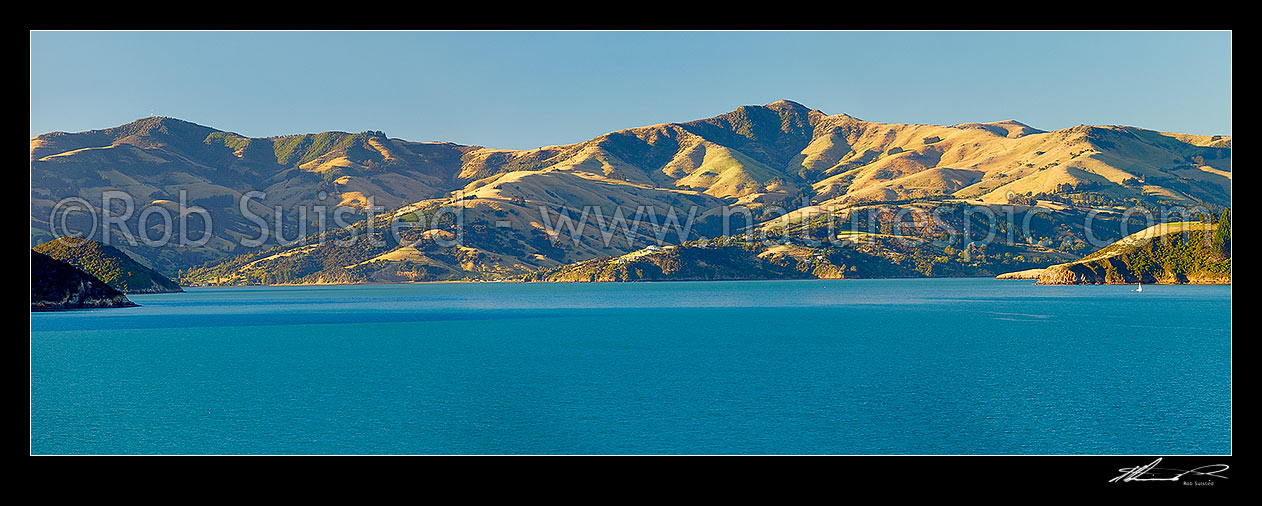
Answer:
[31,100,1231,281]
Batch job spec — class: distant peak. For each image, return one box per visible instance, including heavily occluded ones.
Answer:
[765,99,809,111]
[989,119,1034,128]
[111,116,220,137]
[953,119,1044,138]
[128,116,197,127]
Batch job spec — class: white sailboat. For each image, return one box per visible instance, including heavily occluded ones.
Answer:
[1135,284,1143,292]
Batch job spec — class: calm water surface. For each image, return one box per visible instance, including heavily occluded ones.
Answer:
[30,279,1231,454]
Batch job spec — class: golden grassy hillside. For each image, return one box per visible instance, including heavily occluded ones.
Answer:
[32,102,1230,280]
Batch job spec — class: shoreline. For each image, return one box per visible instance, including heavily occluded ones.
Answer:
[1034,280,1232,286]
[177,276,1231,289]
[31,301,140,312]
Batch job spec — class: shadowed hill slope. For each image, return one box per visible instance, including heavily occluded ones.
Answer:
[31,251,137,310]
[34,237,183,293]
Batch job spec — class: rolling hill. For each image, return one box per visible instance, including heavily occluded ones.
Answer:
[33,237,183,293]
[31,101,1231,283]
[1036,212,1230,284]
[31,251,136,310]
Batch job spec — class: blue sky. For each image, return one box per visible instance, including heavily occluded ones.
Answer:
[30,31,1231,149]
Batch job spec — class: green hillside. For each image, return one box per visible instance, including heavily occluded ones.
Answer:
[1037,211,1230,284]
[34,238,183,293]
[522,227,1076,283]
[31,251,136,310]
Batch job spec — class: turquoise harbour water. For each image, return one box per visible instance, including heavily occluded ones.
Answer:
[30,279,1230,455]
